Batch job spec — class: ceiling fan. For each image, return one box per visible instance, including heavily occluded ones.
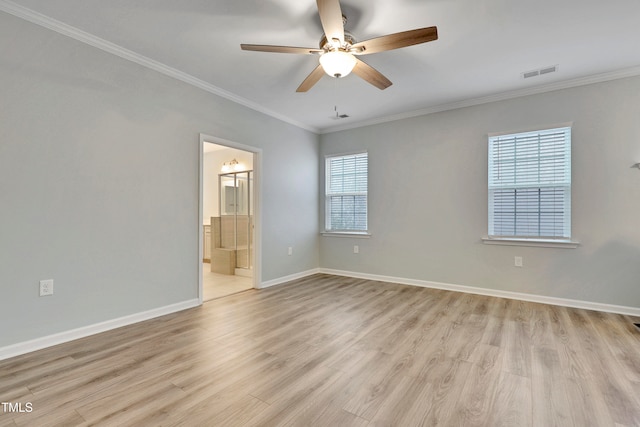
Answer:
[241,0,438,92]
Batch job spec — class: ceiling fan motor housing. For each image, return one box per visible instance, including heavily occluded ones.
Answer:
[319,31,357,52]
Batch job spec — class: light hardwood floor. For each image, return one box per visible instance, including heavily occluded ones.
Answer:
[202,263,253,301]
[1,274,639,426]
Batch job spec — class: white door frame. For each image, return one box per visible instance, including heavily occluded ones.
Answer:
[198,133,262,303]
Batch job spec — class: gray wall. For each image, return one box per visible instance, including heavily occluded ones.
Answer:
[0,12,319,347]
[320,76,640,308]
[3,7,639,351]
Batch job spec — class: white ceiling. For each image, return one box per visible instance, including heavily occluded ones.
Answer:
[4,0,640,133]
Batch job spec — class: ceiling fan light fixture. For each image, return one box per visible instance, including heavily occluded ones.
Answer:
[241,0,438,91]
[319,50,356,78]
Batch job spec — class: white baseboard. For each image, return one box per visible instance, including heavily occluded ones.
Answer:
[6,269,636,361]
[260,268,321,289]
[319,268,640,317]
[0,299,200,361]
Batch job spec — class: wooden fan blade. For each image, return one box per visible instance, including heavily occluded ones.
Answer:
[352,58,392,90]
[241,44,323,55]
[296,64,326,92]
[316,0,344,45]
[351,26,438,55]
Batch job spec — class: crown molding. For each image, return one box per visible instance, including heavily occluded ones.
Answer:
[0,0,320,134]
[3,0,639,136]
[320,65,640,134]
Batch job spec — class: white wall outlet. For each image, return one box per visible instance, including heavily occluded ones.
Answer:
[354,245,359,254]
[39,279,54,296]
[288,246,293,256]
[514,256,523,267]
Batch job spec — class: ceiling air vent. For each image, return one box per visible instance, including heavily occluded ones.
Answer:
[540,65,558,75]
[522,65,558,79]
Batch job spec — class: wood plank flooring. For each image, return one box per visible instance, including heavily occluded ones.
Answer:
[1,274,639,426]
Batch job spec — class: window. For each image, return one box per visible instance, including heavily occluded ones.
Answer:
[488,126,571,240]
[325,152,368,233]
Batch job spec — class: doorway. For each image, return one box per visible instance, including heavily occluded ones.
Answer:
[199,135,260,302]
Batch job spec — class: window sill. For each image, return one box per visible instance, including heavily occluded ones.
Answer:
[321,231,371,238]
[482,236,580,249]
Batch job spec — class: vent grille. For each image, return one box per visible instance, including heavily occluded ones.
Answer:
[540,65,557,75]
[522,65,558,79]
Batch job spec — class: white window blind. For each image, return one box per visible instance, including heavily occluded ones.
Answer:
[488,127,571,239]
[325,152,368,232]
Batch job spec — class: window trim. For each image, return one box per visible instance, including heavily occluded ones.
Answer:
[487,122,573,138]
[486,123,576,246]
[321,231,372,238]
[324,151,369,234]
[481,236,579,248]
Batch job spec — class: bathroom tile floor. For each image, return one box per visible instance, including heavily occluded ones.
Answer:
[202,263,253,301]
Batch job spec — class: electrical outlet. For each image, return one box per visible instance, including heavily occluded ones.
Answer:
[39,279,54,296]
[288,247,293,256]
[514,256,523,267]
[354,245,359,254]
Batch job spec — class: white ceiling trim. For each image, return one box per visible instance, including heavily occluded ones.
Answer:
[3,0,640,136]
[0,0,320,134]
[322,64,640,134]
